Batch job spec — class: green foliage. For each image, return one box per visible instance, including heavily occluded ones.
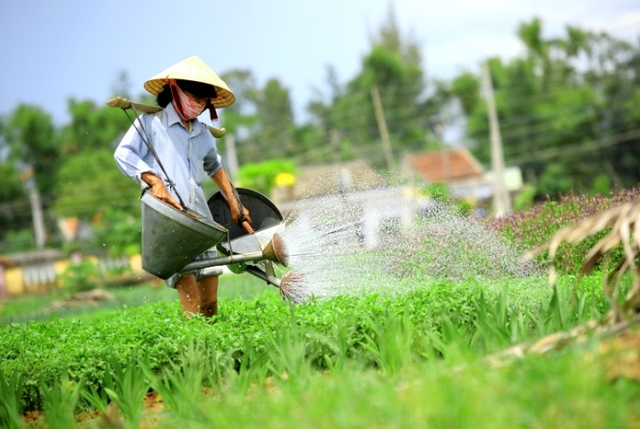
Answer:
[538,162,576,196]
[141,344,210,423]
[92,209,142,257]
[450,72,480,116]
[255,79,295,158]
[360,307,416,375]
[53,148,140,219]
[39,374,83,429]
[590,174,611,196]
[59,99,130,154]
[59,260,100,293]
[102,356,149,427]
[0,105,59,247]
[0,228,35,253]
[306,7,434,168]
[422,182,450,201]
[419,183,474,217]
[218,69,259,136]
[452,19,640,198]
[237,159,297,196]
[217,71,298,164]
[513,184,537,211]
[0,369,25,429]
[3,104,59,198]
[0,161,25,202]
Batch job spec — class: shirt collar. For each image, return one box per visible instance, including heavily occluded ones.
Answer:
[164,102,202,136]
[165,102,183,127]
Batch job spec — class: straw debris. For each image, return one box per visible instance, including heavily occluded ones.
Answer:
[486,200,640,368]
[526,200,640,323]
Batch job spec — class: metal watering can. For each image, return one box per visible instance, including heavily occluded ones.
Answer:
[140,187,290,294]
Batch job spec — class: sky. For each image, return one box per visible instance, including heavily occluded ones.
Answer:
[1,0,639,126]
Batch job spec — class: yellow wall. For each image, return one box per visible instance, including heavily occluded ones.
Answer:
[5,267,24,295]
[3,254,149,296]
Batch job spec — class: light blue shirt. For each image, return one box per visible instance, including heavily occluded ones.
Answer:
[114,102,223,220]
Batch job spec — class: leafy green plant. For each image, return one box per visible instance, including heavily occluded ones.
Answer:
[419,182,473,217]
[0,228,34,253]
[0,274,613,420]
[93,209,142,257]
[224,339,270,399]
[360,307,416,375]
[307,319,359,373]
[262,310,310,381]
[0,369,25,429]
[81,379,109,416]
[141,343,210,424]
[102,356,149,429]
[59,259,100,293]
[39,374,83,429]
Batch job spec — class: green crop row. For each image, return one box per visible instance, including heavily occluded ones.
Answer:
[0,275,614,418]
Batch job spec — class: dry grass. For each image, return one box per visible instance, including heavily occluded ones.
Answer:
[526,200,640,323]
[484,200,640,367]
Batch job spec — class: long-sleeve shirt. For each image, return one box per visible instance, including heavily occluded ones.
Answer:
[114,102,223,220]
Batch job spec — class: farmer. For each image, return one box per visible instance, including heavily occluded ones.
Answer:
[114,56,253,318]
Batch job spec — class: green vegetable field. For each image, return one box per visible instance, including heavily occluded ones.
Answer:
[2,191,640,428]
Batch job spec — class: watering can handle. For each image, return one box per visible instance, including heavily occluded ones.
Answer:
[229,184,255,234]
[238,214,254,234]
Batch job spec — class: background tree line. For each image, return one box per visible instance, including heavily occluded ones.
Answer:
[1,11,639,253]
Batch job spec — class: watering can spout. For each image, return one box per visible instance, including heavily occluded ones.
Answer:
[262,233,289,266]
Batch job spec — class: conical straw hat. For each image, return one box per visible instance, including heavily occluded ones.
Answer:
[144,56,235,108]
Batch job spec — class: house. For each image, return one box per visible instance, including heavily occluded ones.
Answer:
[402,148,487,198]
[402,148,522,205]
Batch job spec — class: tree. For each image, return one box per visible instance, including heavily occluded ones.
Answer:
[52,99,135,221]
[252,78,295,160]
[217,71,296,165]
[0,116,25,203]
[306,4,436,169]
[218,69,260,136]
[449,19,640,198]
[59,99,130,154]
[52,148,139,219]
[3,104,59,198]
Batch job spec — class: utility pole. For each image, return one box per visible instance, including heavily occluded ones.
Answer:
[482,62,511,216]
[431,115,450,183]
[225,134,240,182]
[330,129,341,163]
[370,85,396,175]
[21,167,46,249]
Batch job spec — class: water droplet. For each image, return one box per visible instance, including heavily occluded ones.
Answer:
[277,184,540,303]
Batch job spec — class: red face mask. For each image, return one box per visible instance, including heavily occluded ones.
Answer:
[169,79,208,120]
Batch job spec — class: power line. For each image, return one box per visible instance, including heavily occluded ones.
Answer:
[509,129,640,165]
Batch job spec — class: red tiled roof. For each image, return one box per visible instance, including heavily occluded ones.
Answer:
[405,149,484,183]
